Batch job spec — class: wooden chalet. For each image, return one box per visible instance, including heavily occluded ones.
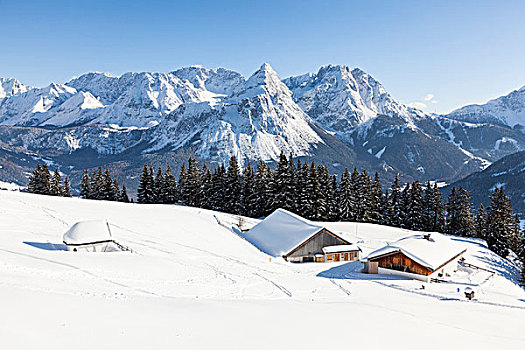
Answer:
[364,233,466,282]
[243,209,359,263]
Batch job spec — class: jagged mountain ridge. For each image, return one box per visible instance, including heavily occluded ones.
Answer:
[0,77,33,99]
[447,86,525,130]
[0,63,524,190]
[283,64,426,141]
[445,150,525,216]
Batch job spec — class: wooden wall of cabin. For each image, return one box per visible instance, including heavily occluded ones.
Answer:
[371,252,431,276]
[286,229,348,259]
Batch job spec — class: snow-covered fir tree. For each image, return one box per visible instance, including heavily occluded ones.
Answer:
[120,185,130,203]
[62,177,72,197]
[406,181,424,231]
[367,172,383,224]
[50,169,63,196]
[475,204,487,239]
[209,164,226,212]
[338,167,352,221]
[224,156,242,214]
[154,167,165,203]
[137,165,155,204]
[240,163,256,217]
[446,187,475,237]
[485,187,521,257]
[252,161,269,218]
[163,165,178,204]
[80,169,91,199]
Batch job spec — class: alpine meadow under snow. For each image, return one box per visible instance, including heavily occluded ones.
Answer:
[0,190,524,349]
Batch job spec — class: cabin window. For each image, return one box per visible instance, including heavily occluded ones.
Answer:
[393,257,399,264]
[406,259,412,266]
[327,254,332,260]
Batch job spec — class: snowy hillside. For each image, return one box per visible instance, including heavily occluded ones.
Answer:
[447,86,525,129]
[0,190,524,348]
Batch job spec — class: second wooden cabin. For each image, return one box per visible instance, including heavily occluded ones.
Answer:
[363,232,466,282]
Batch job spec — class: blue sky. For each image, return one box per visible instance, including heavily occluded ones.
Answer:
[1,0,524,113]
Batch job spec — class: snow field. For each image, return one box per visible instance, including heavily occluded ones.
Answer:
[0,191,524,349]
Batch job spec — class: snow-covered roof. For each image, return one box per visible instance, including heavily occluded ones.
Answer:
[365,232,466,271]
[242,209,329,257]
[322,245,360,254]
[63,220,113,245]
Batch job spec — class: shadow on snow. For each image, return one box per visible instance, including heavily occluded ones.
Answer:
[316,261,410,281]
[23,241,67,251]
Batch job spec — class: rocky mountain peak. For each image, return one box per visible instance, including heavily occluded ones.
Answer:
[0,77,33,99]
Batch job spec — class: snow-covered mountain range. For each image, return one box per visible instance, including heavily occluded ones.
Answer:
[447,86,525,130]
[0,63,524,189]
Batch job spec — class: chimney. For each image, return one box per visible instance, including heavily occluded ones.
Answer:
[423,233,431,241]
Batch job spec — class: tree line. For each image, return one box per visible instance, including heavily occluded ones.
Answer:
[25,155,525,287]
[27,164,72,197]
[136,152,524,263]
[79,168,129,202]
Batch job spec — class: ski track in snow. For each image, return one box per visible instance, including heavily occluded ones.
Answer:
[329,278,352,296]
[252,272,292,297]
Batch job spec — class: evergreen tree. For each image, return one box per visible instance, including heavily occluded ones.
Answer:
[40,164,52,195]
[271,152,292,211]
[475,204,487,239]
[304,162,321,220]
[486,187,520,257]
[209,164,226,212]
[224,156,242,214]
[80,169,91,199]
[315,165,329,220]
[386,175,402,227]
[348,168,361,221]
[62,177,72,197]
[328,175,339,221]
[120,185,130,203]
[185,157,201,207]
[164,165,178,204]
[253,161,269,218]
[240,163,256,217]
[28,164,48,195]
[264,164,276,216]
[338,167,352,221]
[406,181,424,231]
[101,169,117,201]
[296,161,309,216]
[368,172,383,224]
[199,164,213,210]
[50,169,63,196]
[137,164,154,204]
[431,183,445,232]
[284,153,297,211]
[356,170,372,222]
[446,187,475,237]
[90,168,104,200]
[154,167,165,203]
[399,183,411,228]
[112,179,120,201]
[178,163,188,204]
